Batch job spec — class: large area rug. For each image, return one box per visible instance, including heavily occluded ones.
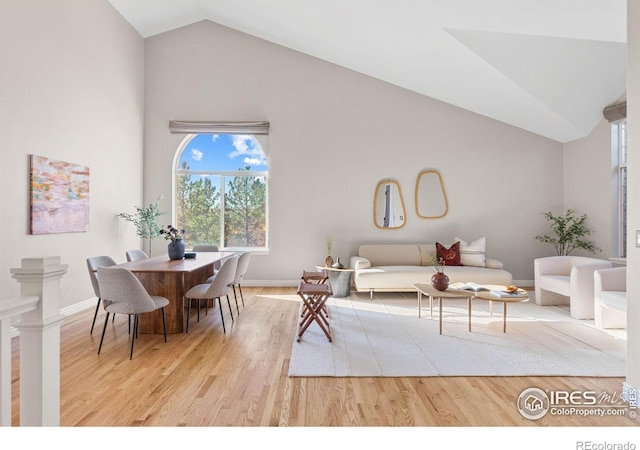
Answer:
[287,292,626,377]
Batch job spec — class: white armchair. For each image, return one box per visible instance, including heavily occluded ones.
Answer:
[534,256,612,319]
[594,266,627,329]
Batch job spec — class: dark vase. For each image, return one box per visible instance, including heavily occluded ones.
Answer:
[168,239,186,260]
[431,272,449,291]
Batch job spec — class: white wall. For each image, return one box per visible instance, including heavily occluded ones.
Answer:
[563,119,616,258]
[144,20,564,284]
[0,0,145,309]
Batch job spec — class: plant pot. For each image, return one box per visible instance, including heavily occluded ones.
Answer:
[168,239,186,260]
[431,272,449,291]
[325,255,334,267]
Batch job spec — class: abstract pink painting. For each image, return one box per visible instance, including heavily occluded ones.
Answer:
[30,155,89,234]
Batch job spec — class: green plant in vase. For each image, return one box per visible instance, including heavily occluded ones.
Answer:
[118,196,166,256]
[325,237,334,267]
[535,209,600,256]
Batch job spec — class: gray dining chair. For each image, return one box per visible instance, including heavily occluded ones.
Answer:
[192,244,219,252]
[97,267,169,360]
[86,255,117,334]
[126,249,149,262]
[184,255,238,333]
[192,244,222,273]
[229,251,251,313]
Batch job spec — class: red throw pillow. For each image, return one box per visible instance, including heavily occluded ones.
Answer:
[436,242,462,266]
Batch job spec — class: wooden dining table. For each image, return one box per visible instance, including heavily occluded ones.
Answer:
[116,251,237,334]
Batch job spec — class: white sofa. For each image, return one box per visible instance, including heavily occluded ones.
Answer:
[533,256,612,320]
[350,244,513,297]
[594,266,627,329]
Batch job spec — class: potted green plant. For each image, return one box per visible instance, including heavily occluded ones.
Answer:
[323,237,334,267]
[118,196,166,256]
[535,209,600,256]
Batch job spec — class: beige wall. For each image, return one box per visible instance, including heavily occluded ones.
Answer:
[144,20,563,284]
[563,119,617,258]
[0,0,145,308]
[3,1,623,302]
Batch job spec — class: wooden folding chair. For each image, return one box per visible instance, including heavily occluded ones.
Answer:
[300,270,330,318]
[296,281,333,342]
[301,270,328,284]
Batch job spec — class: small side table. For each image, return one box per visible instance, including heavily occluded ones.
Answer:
[414,283,475,335]
[471,288,529,333]
[315,266,354,298]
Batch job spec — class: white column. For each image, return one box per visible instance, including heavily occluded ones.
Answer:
[0,295,39,426]
[10,257,68,427]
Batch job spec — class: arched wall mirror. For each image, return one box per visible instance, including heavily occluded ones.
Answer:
[374,179,406,229]
[415,169,448,219]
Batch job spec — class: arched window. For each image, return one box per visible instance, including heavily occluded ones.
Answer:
[174,133,268,250]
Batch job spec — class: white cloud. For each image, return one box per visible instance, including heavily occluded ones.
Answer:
[244,157,263,165]
[212,134,219,142]
[229,135,267,166]
[191,149,203,161]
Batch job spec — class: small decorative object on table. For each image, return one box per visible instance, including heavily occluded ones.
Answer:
[160,225,186,260]
[430,256,449,291]
[325,236,334,267]
[332,257,344,269]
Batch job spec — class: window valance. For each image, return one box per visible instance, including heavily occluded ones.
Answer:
[169,121,270,135]
[603,102,626,122]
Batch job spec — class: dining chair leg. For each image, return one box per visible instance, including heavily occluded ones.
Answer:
[90,297,102,334]
[239,284,245,307]
[197,299,201,322]
[226,295,234,322]
[130,314,137,360]
[98,312,110,355]
[232,286,240,314]
[217,297,226,333]
[161,308,167,343]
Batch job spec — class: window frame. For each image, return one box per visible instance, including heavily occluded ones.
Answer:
[173,133,270,253]
[612,119,627,258]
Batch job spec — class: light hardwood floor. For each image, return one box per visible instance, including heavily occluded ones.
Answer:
[10,287,637,427]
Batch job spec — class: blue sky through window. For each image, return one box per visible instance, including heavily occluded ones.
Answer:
[178,134,267,172]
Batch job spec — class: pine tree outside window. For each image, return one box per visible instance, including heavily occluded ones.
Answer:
[174,133,268,250]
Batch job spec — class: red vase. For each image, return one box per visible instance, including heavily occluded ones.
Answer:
[431,272,449,291]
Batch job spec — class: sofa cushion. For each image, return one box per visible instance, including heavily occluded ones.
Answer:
[353,265,513,290]
[455,236,486,267]
[436,242,462,266]
[538,275,571,296]
[600,291,627,313]
[358,244,422,266]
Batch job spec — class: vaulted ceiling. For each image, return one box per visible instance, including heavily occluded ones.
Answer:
[108,0,627,143]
